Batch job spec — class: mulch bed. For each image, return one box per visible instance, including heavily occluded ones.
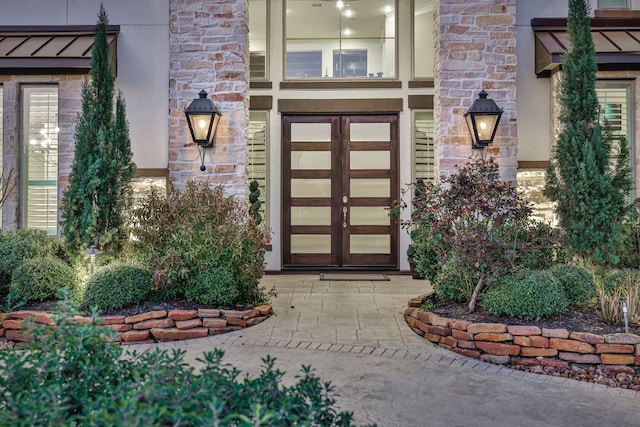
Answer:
[429,298,640,336]
[427,297,640,390]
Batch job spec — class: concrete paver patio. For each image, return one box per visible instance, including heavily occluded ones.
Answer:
[129,274,640,426]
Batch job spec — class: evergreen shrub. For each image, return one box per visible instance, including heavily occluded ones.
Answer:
[0,292,359,426]
[544,0,632,265]
[82,263,151,311]
[60,5,135,258]
[481,270,569,320]
[433,259,478,303]
[601,268,640,293]
[8,258,77,304]
[548,264,596,305]
[0,229,61,302]
[185,266,238,307]
[129,181,267,305]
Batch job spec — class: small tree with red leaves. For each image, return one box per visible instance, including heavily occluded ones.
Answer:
[408,159,557,312]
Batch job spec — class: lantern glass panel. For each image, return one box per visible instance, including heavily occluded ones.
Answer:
[189,114,213,141]
[475,114,499,142]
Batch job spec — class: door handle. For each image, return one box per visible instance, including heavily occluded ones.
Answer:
[342,206,348,228]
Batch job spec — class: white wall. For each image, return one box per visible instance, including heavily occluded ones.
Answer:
[516,0,640,162]
[0,0,170,170]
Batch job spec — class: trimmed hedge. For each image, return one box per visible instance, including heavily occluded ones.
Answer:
[481,270,569,320]
[82,263,152,311]
[0,229,60,303]
[548,264,596,305]
[8,258,77,304]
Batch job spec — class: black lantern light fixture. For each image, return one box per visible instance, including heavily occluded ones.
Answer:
[464,90,503,149]
[185,90,222,171]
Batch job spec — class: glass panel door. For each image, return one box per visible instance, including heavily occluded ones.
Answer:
[283,114,398,268]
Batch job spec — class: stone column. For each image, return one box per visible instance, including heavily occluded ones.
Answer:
[433,0,517,181]
[169,0,249,195]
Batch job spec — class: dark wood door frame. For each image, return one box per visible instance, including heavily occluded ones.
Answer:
[282,114,399,269]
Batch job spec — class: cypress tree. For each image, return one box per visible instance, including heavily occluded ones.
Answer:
[544,0,631,265]
[61,4,136,257]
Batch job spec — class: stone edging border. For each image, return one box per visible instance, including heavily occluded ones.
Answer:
[0,305,273,346]
[405,296,640,369]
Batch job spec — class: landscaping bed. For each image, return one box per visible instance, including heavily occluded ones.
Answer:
[406,296,640,391]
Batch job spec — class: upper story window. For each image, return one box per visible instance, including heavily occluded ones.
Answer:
[285,0,397,79]
[598,0,629,8]
[249,0,268,80]
[413,0,435,78]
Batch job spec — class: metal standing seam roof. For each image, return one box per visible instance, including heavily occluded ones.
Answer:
[533,18,640,77]
[0,25,119,73]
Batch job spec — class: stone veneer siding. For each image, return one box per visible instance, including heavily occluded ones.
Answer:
[434,0,518,181]
[516,168,555,224]
[0,75,83,232]
[405,301,640,369]
[169,0,249,195]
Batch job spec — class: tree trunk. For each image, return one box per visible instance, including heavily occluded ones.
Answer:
[467,277,484,313]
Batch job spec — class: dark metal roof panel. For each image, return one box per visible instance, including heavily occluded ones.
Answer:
[0,26,118,74]
[534,28,640,76]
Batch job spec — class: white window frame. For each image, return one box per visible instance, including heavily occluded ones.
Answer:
[248,111,269,224]
[596,81,635,198]
[413,110,435,182]
[21,85,59,235]
[598,0,630,9]
[283,0,399,80]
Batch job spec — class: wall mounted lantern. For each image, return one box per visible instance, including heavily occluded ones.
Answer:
[464,90,503,149]
[185,90,222,171]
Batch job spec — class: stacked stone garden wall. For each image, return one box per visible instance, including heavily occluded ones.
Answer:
[0,305,272,346]
[405,302,640,369]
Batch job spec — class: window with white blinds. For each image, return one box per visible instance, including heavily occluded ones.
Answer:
[0,87,3,222]
[596,84,632,170]
[414,111,434,182]
[248,111,268,222]
[22,86,58,235]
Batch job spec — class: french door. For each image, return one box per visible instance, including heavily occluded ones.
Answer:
[282,114,399,269]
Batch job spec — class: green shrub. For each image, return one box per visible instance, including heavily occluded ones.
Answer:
[185,266,239,307]
[8,258,77,304]
[481,270,569,320]
[82,263,152,311]
[412,232,441,282]
[601,268,640,293]
[433,259,479,302]
[0,229,61,303]
[0,292,359,426]
[393,160,557,313]
[549,264,596,305]
[129,181,267,304]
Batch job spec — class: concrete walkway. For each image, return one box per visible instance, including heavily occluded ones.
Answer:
[129,274,640,427]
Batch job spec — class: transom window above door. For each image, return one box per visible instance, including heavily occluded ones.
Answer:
[284,0,397,79]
